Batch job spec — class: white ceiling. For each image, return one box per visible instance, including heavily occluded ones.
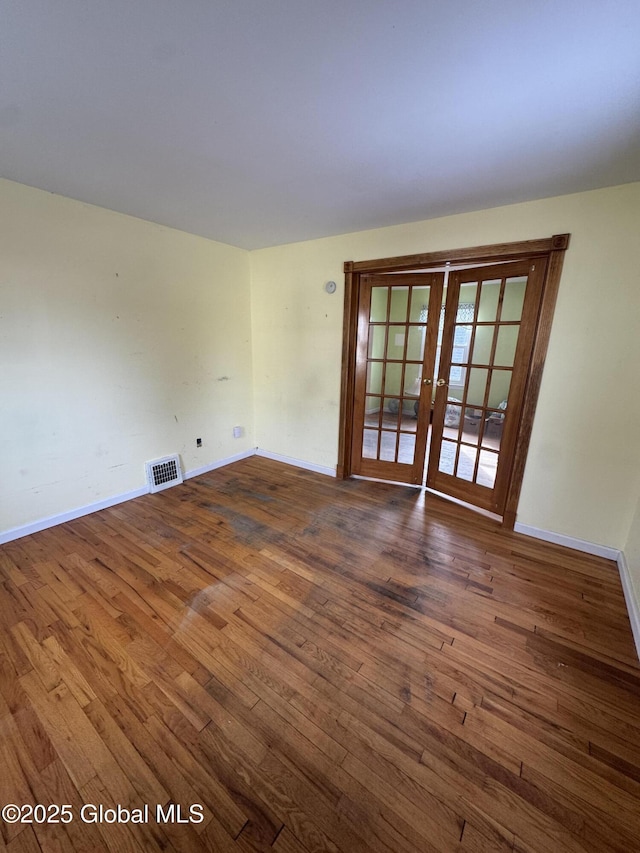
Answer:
[2,1,639,250]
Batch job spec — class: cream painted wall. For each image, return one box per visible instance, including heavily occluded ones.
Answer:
[250,182,640,551]
[2,176,639,562]
[0,179,253,534]
[625,496,640,606]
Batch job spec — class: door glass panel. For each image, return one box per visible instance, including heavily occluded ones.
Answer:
[402,410,418,431]
[444,401,462,432]
[494,325,519,367]
[407,325,426,360]
[368,324,386,358]
[366,363,384,395]
[362,429,379,459]
[449,364,466,387]
[404,363,422,397]
[478,279,501,322]
[389,287,409,322]
[386,326,406,359]
[364,396,382,426]
[384,362,403,397]
[384,397,401,428]
[438,439,457,475]
[450,324,471,388]
[482,412,504,450]
[458,283,478,314]
[471,325,494,365]
[452,325,472,362]
[398,433,416,463]
[410,287,431,322]
[456,446,477,482]
[501,277,527,321]
[462,410,482,446]
[489,370,511,408]
[379,430,397,462]
[477,449,498,488]
[466,367,489,408]
[370,288,389,322]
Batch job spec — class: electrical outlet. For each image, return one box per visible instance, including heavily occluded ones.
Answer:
[196,437,202,447]
[233,426,243,439]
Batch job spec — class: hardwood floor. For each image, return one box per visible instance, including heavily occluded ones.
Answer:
[1,456,639,852]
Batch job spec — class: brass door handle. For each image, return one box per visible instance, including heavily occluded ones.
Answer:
[422,378,432,385]
[436,378,447,387]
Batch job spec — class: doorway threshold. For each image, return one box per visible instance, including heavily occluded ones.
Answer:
[423,487,503,522]
[351,474,422,489]
[351,475,503,522]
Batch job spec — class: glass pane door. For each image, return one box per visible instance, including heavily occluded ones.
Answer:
[426,259,546,513]
[351,273,443,484]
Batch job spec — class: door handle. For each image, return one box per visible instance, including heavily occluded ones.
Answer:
[436,378,447,387]
[422,378,432,385]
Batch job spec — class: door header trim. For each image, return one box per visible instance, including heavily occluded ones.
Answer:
[345,234,570,274]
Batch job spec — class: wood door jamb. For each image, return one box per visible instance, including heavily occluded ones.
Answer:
[337,234,571,521]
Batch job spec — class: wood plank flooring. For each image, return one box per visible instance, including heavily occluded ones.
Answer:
[1,456,639,852]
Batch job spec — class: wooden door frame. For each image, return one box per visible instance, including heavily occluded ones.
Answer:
[337,233,570,528]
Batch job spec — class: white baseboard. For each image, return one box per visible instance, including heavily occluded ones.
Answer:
[0,449,256,546]
[0,486,149,546]
[184,448,256,480]
[513,522,620,561]
[514,522,640,662]
[617,552,640,662]
[255,448,336,478]
[0,448,337,545]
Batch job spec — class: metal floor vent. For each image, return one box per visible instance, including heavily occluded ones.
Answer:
[145,454,183,493]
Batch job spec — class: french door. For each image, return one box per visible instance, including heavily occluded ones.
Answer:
[346,254,554,518]
[426,259,547,513]
[350,273,444,485]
